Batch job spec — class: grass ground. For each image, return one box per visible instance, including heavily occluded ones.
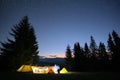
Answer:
[0,72,120,80]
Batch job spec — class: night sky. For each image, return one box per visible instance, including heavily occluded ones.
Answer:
[0,0,120,58]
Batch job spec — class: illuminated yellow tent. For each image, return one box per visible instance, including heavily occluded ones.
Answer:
[17,65,32,72]
[60,67,68,73]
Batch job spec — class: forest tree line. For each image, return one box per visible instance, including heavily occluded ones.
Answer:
[65,31,120,71]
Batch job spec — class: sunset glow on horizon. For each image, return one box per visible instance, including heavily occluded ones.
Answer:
[39,53,66,58]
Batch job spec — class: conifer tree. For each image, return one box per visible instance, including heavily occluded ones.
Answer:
[98,42,107,60]
[89,36,98,71]
[107,31,120,71]
[65,45,73,71]
[0,16,39,71]
[112,30,120,61]
[84,42,90,57]
[73,42,82,71]
[107,34,115,53]
[90,36,98,54]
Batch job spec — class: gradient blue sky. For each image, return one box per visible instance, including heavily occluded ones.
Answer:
[0,0,120,57]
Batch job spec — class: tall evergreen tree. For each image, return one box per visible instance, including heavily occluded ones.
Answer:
[112,30,120,61]
[84,42,90,57]
[112,30,120,48]
[107,31,120,71]
[89,36,98,71]
[73,42,81,61]
[73,42,82,71]
[0,16,39,71]
[99,42,111,71]
[98,42,107,60]
[111,30,120,70]
[65,45,73,71]
[107,34,115,53]
[90,36,98,54]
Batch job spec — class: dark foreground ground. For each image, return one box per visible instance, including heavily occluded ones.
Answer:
[0,72,120,80]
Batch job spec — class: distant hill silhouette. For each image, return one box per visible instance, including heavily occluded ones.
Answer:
[39,57,65,66]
